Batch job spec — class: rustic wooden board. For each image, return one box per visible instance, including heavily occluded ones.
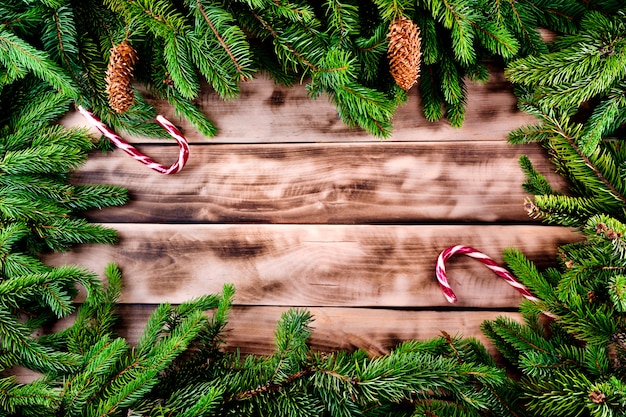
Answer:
[37,305,521,356]
[44,223,579,308]
[60,71,535,143]
[109,306,523,356]
[73,142,563,224]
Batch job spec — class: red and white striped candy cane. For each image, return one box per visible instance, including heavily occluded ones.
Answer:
[77,105,189,175]
[436,245,540,303]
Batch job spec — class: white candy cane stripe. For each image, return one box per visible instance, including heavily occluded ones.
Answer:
[436,245,540,303]
[77,105,189,175]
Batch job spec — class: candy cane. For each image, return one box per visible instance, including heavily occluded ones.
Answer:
[436,245,540,303]
[76,105,189,175]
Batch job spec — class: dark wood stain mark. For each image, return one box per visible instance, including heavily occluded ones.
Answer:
[214,238,271,259]
[477,107,499,122]
[329,180,379,200]
[260,280,284,294]
[268,90,286,107]
[255,149,288,159]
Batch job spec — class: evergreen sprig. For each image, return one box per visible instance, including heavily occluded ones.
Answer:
[507,7,626,154]
[509,93,626,226]
[484,225,626,416]
[0,79,127,253]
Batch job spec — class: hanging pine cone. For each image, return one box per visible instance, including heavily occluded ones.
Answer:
[105,42,138,113]
[387,16,421,90]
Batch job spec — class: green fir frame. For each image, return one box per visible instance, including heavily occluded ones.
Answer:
[1,1,626,417]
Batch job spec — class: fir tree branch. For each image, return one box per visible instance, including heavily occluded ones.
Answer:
[0,377,59,415]
[0,29,78,97]
[324,0,360,43]
[523,103,626,214]
[194,0,247,80]
[250,10,319,71]
[441,0,477,65]
[61,337,128,414]
[562,126,626,207]
[43,6,80,74]
[0,308,80,374]
[495,0,532,50]
[234,367,312,400]
[472,16,519,59]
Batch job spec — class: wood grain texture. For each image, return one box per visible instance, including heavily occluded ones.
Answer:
[46,67,579,364]
[72,142,564,224]
[44,223,580,308]
[60,71,534,144]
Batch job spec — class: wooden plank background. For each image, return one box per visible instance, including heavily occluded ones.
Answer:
[46,70,580,359]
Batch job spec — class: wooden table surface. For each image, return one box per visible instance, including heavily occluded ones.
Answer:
[47,70,579,357]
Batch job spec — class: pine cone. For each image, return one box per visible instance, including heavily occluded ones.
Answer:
[608,333,626,368]
[387,16,421,90]
[106,42,138,113]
